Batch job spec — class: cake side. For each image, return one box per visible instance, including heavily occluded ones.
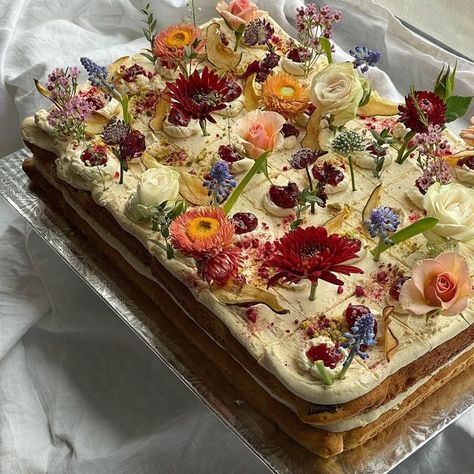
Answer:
[23,148,474,430]
[22,154,474,458]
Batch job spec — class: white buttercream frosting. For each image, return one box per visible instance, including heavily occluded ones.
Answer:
[162,118,200,139]
[262,192,295,217]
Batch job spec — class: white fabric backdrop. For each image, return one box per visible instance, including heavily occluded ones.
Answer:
[0,1,473,472]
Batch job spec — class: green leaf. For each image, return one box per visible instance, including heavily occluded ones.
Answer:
[223,151,270,215]
[140,52,156,63]
[445,95,473,122]
[370,217,439,257]
[319,36,333,64]
[151,19,157,32]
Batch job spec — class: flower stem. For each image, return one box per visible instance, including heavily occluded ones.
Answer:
[199,118,209,136]
[372,235,384,262]
[234,30,243,52]
[348,154,356,191]
[315,361,334,386]
[119,162,124,185]
[309,282,318,301]
[337,345,356,380]
[305,166,316,214]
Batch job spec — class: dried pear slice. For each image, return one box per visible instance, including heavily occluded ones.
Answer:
[150,90,170,132]
[108,56,130,79]
[358,91,399,117]
[323,205,351,234]
[361,183,382,236]
[443,149,474,167]
[210,281,289,315]
[206,23,242,71]
[85,112,108,137]
[382,306,399,361]
[243,73,260,111]
[176,169,210,206]
[301,108,322,151]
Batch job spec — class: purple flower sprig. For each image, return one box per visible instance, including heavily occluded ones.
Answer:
[337,312,376,379]
[289,148,326,215]
[293,4,342,76]
[80,57,131,125]
[102,118,146,184]
[349,45,381,73]
[365,206,400,261]
[44,66,80,108]
[203,160,237,206]
[47,94,95,142]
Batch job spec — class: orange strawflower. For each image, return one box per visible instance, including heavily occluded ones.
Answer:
[170,207,235,259]
[153,24,203,64]
[262,72,310,119]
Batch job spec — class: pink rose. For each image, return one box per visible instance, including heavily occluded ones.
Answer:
[235,110,285,159]
[216,0,259,31]
[400,252,473,316]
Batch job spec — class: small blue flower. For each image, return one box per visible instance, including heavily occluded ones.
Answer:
[365,206,400,244]
[349,45,381,73]
[80,57,108,86]
[203,160,237,205]
[342,312,377,361]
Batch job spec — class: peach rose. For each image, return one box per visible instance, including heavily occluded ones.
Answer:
[400,252,473,317]
[216,0,259,31]
[235,110,286,159]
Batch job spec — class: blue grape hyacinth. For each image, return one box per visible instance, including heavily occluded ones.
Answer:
[349,45,381,73]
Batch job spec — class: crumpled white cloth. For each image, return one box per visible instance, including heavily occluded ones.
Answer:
[0,1,473,473]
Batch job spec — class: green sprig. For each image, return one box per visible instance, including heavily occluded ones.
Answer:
[223,151,270,215]
[370,217,439,260]
[140,3,158,64]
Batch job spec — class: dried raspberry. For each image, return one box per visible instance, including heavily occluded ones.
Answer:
[281,123,300,138]
[231,212,258,234]
[269,182,299,209]
[345,304,378,334]
[246,307,258,323]
[306,343,343,369]
[168,108,191,126]
[218,144,243,163]
[389,276,410,301]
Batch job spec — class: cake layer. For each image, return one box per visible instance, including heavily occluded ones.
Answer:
[23,145,474,427]
[22,154,474,457]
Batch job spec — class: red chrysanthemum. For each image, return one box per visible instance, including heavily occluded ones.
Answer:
[167,67,234,125]
[398,91,446,133]
[266,226,363,287]
[197,247,242,285]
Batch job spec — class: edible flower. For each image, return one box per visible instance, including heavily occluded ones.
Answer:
[349,45,381,73]
[266,226,363,301]
[203,160,237,205]
[400,252,473,317]
[338,311,376,379]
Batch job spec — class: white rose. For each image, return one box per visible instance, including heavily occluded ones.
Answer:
[423,182,474,242]
[310,62,364,126]
[128,166,180,221]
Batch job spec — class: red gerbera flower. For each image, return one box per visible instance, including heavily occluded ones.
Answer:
[266,226,363,300]
[167,67,240,135]
[398,91,446,133]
